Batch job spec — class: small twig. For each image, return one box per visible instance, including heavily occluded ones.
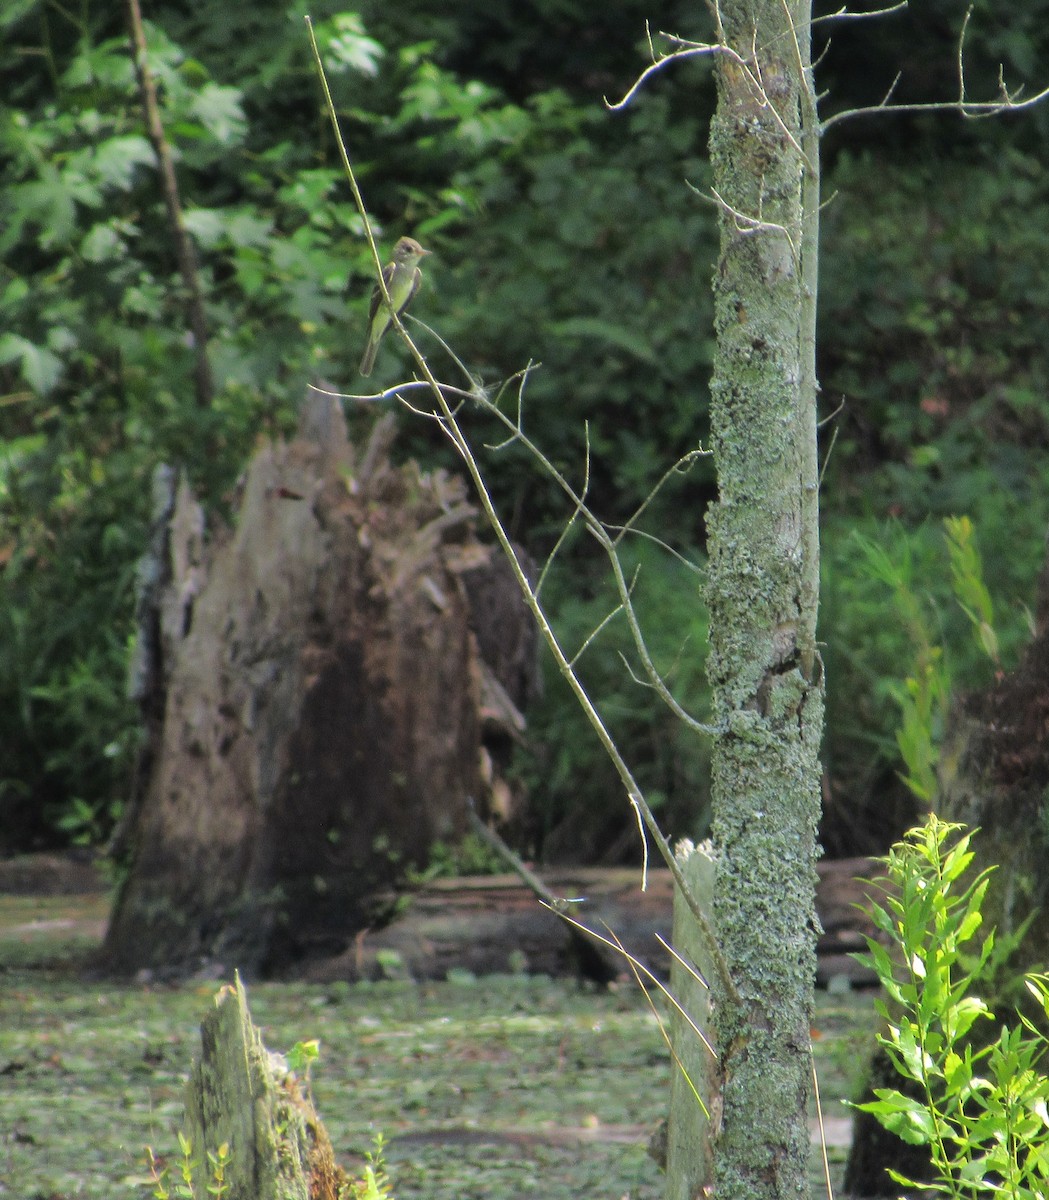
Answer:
[548,905,721,1058]
[811,1,908,25]
[822,5,1049,133]
[465,802,619,984]
[312,379,480,406]
[598,526,717,737]
[569,603,625,671]
[605,36,726,111]
[706,185,800,268]
[610,448,711,552]
[466,802,561,909]
[822,87,1049,131]
[812,1056,834,1200]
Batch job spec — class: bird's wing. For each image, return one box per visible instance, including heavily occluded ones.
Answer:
[367,260,398,325]
[403,266,423,312]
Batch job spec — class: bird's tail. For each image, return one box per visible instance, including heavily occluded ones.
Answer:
[359,339,377,377]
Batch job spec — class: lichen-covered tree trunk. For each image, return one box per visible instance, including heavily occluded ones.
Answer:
[704,3,823,1199]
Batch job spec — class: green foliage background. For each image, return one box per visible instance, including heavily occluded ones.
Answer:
[2,0,1049,856]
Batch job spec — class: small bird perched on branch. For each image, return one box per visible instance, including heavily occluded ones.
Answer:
[359,236,430,377]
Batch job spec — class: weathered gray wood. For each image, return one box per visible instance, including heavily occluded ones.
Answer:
[665,841,718,1200]
[183,973,344,1200]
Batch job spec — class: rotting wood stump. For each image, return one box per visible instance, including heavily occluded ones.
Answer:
[183,973,344,1200]
[103,397,537,979]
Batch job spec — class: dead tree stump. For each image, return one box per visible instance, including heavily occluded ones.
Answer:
[664,841,718,1200]
[183,974,344,1200]
[103,398,536,976]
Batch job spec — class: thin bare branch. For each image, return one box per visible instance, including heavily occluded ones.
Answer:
[823,87,1049,131]
[813,1059,834,1200]
[605,37,726,111]
[307,15,739,1010]
[570,603,626,671]
[607,924,708,1103]
[613,448,709,544]
[817,396,845,430]
[656,932,709,989]
[605,524,706,578]
[812,1,907,25]
[465,801,620,980]
[460,378,720,732]
[535,423,590,597]
[305,21,387,295]
[611,20,814,174]
[606,549,717,736]
[547,903,728,1049]
[817,419,841,491]
[317,379,479,405]
[957,5,972,106]
[812,39,833,71]
[707,185,800,267]
[536,508,582,600]
[125,0,213,408]
[822,6,1049,132]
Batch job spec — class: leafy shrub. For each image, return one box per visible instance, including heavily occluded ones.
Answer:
[819,502,1046,852]
[855,816,1049,1198]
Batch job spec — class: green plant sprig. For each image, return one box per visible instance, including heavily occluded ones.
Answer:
[855,816,1049,1199]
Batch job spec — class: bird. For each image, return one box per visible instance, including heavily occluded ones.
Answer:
[359,236,431,377]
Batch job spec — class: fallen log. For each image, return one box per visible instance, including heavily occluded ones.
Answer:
[297,858,883,987]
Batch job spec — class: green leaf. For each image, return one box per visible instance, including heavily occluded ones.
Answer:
[6,171,78,249]
[943,1049,970,1094]
[956,907,983,944]
[182,208,228,249]
[189,83,246,144]
[978,621,999,662]
[0,333,63,394]
[946,996,990,1042]
[92,135,154,190]
[81,223,124,263]
[318,13,385,78]
[286,1038,321,1074]
[858,1090,937,1145]
[224,209,274,249]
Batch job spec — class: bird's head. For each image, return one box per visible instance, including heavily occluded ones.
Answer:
[392,237,430,266]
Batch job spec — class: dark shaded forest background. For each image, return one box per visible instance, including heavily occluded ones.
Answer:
[3,0,1049,865]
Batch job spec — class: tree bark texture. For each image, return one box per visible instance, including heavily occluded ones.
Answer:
[103,399,536,976]
[705,3,823,1199]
